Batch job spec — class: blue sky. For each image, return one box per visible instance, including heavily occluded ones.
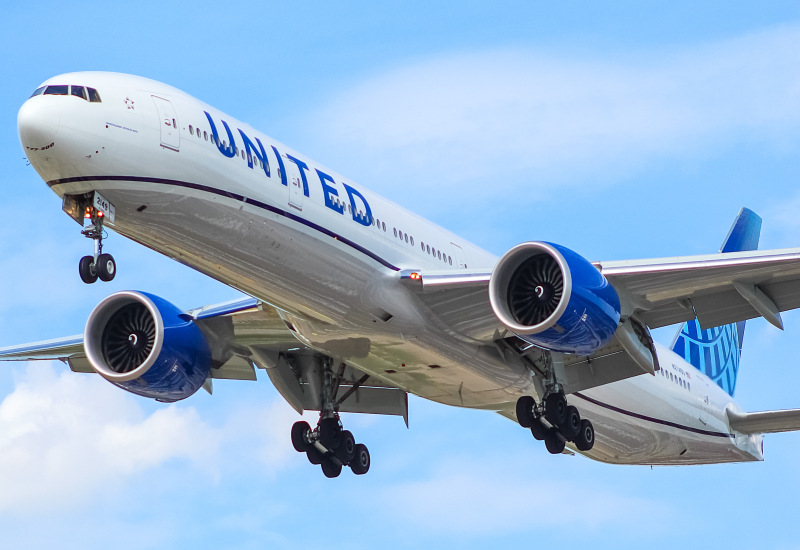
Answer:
[3,1,800,548]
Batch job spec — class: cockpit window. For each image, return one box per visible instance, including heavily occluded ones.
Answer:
[44,85,69,95]
[71,85,87,100]
[32,84,102,102]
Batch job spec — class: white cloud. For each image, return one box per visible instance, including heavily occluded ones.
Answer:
[0,364,219,512]
[0,364,298,514]
[307,24,800,198]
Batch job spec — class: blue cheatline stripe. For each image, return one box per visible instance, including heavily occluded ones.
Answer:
[47,175,401,272]
[573,392,732,439]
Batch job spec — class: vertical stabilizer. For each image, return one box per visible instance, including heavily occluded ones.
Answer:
[671,208,761,396]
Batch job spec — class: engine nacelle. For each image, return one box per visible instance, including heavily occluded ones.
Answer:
[84,291,212,402]
[489,242,621,355]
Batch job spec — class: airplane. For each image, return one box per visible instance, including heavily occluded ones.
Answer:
[5,71,800,478]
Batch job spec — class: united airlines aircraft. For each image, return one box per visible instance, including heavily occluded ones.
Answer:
[6,72,800,477]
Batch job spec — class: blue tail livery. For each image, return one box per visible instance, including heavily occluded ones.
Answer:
[671,208,762,396]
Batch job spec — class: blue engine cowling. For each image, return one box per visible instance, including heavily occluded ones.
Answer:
[84,291,211,402]
[488,242,621,355]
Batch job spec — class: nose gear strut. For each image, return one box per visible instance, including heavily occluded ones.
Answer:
[78,204,116,284]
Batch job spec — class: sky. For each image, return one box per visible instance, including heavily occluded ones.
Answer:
[3,1,800,548]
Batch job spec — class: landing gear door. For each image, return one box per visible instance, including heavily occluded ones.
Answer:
[151,96,180,152]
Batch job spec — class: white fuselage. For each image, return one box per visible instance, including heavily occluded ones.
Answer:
[18,72,764,465]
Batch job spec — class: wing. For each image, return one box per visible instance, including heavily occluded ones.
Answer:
[597,247,800,330]
[408,247,800,395]
[728,408,800,434]
[0,296,408,420]
[412,247,800,338]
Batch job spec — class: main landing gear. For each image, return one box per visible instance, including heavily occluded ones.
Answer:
[289,359,371,477]
[291,417,370,478]
[78,205,116,284]
[516,393,595,454]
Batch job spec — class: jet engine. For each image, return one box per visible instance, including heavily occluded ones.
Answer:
[489,242,621,355]
[84,291,212,402]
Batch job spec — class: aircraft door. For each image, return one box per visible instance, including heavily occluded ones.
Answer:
[152,96,180,151]
[283,156,303,210]
[451,242,468,269]
[698,378,710,425]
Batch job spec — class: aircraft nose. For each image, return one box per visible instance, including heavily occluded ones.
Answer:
[18,98,60,152]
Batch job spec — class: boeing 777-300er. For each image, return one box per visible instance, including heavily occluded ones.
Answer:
[6,72,800,478]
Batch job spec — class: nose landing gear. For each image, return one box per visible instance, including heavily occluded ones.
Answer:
[78,205,116,284]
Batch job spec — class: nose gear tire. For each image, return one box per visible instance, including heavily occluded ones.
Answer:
[79,256,98,284]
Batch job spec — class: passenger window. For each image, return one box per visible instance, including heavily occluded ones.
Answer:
[449,256,452,265]
[426,245,430,254]
[410,237,414,246]
[44,85,69,95]
[204,131,208,140]
[438,251,442,260]
[30,86,45,98]
[405,234,409,243]
[382,222,386,232]
[87,87,101,102]
[71,86,87,100]
[189,125,194,135]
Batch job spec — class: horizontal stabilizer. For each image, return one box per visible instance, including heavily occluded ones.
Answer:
[727,408,800,434]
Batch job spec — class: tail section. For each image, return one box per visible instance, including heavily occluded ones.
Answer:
[670,208,762,396]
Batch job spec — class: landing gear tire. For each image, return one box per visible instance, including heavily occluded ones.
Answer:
[318,417,342,449]
[575,419,595,451]
[96,253,116,282]
[307,447,324,465]
[321,458,343,478]
[79,256,98,284]
[515,396,536,428]
[291,421,312,452]
[544,393,567,427]
[530,420,548,441]
[561,405,581,441]
[544,428,566,455]
[335,430,356,463]
[350,443,370,475]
